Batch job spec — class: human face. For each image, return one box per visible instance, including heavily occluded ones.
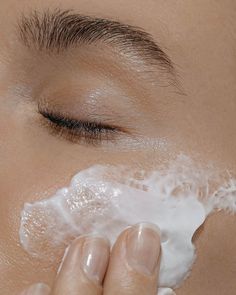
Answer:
[0,0,235,294]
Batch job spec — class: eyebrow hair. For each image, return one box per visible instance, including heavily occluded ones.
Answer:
[18,9,175,76]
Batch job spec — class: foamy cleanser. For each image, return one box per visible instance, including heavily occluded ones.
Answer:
[19,156,236,294]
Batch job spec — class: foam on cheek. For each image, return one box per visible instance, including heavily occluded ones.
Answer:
[19,156,236,293]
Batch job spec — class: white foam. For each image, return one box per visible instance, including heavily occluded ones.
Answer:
[19,156,236,293]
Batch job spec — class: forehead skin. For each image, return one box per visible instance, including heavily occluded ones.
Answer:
[0,0,235,295]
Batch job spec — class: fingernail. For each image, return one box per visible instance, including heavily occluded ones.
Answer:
[20,283,50,295]
[81,235,110,285]
[126,223,161,276]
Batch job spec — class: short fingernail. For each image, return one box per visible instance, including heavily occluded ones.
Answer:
[81,235,110,285]
[126,223,161,276]
[19,283,50,295]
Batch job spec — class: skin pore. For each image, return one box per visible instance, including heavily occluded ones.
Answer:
[0,0,235,294]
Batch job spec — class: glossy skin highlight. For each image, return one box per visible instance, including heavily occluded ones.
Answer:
[0,0,236,294]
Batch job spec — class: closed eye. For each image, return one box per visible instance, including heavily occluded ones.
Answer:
[38,105,126,145]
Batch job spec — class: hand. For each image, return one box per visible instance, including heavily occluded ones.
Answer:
[20,223,161,295]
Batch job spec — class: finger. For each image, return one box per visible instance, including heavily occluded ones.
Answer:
[103,223,161,295]
[19,283,51,295]
[51,234,110,295]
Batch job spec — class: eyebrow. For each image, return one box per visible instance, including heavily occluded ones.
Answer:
[18,9,176,76]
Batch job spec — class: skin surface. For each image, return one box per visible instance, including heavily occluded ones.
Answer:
[0,0,235,294]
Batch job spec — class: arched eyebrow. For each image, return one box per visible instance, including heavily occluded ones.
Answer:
[17,9,175,76]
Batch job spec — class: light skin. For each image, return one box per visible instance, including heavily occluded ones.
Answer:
[20,223,162,295]
[0,0,235,294]
[19,221,236,295]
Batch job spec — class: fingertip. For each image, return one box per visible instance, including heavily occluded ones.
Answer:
[103,223,161,295]
[80,234,110,285]
[54,234,110,295]
[125,222,161,276]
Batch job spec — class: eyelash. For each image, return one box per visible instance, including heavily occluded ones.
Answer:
[38,106,123,145]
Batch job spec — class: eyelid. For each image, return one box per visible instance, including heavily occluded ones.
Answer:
[37,104,127,145]
[41,109,119,132]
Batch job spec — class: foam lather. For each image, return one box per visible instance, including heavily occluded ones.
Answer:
[19,157,236,294]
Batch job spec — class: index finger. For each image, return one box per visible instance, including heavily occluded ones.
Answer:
[103,223,161,295]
